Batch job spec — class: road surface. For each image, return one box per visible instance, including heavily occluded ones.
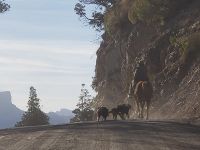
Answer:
[0,120,200,150]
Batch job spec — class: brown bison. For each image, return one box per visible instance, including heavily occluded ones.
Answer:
[134,81,153,120]
[110,104,131,120]
[117,104,131,120]
[97,107,109,122]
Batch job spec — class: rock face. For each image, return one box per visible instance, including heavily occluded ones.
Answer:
[0,91,23,129]
[93,0,200,119]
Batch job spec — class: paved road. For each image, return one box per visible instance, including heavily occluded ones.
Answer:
[0,120,200,150]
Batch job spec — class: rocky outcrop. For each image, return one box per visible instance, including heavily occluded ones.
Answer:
[93,0,200,119]
[0,91,23,129]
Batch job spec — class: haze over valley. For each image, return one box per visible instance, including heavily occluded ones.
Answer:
[0,0,97,113]
[0,91,74,129]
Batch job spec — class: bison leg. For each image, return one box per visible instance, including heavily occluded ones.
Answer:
[141,101,145,119]
[104,114,108,121]
[138,102,142,118]
[122,113,125,120]
[114,114,117,120]
[136,99,141,118]
[97,115,100,122]
[146,100,150,120]
[119,113,124,120]
[126,112,130,119]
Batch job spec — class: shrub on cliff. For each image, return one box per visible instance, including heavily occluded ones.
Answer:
[104,0,173,37]
[74,0,117,31]
[180,33,200,64]
[170,33,200,65]
[128,0,170,25]
[104,0,133,38]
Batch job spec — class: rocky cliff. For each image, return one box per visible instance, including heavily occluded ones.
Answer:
[93,0,200,119]
[0,91,23,129]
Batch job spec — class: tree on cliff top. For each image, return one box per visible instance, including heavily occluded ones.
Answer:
[70,84,94,122]
[74,0,117,31]
[15,86,49,127]
[0,0,10,13]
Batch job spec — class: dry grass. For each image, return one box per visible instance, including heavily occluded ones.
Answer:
[104,0,131,36]
[127,0,171,26]
[180,33,200,64]
[169,32,200,65]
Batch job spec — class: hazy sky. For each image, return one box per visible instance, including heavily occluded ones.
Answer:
[0,0,98,112]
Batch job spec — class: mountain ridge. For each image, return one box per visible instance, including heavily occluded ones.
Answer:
[0,91,73,129]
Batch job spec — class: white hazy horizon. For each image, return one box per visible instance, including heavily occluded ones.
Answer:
[0,0,98,112]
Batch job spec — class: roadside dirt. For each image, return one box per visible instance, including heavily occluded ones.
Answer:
[0,120,200,150]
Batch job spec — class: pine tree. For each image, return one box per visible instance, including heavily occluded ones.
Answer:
[15,86,49,127]
[74,0,117,31]
[0,0,10,13]
[71,84,94,122]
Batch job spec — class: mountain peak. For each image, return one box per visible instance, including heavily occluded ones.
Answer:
[0,91,24,129]
[55,108,73,116]
[0,91,12,106]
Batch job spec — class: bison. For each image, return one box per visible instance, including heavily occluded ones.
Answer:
[110,104,131,120]
[97,107,109,122]
[117,104,131,120]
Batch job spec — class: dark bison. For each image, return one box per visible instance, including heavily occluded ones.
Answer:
[117,104,131,120]
[97,107,109,122]
[110,104,131,120]
[109,108,118,120]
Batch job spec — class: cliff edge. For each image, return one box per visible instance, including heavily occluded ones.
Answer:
[92,0,200,119]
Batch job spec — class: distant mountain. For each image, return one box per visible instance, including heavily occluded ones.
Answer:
[0,91,74,129]
[0,91,23,129]
[48,109,74,125]
[55,108,74,117]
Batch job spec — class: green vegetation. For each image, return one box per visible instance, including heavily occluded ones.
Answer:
[169,35,188,55]
[70,84,94,122]
[0,0,10,13]
[75,0,174,37]
[128,0,151,24]
[15,86,49,127]
[169,33,200,64]
[128,0,169,25]
[181,33,200,64]
[104,2,130,36]
[104,7,119,35]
